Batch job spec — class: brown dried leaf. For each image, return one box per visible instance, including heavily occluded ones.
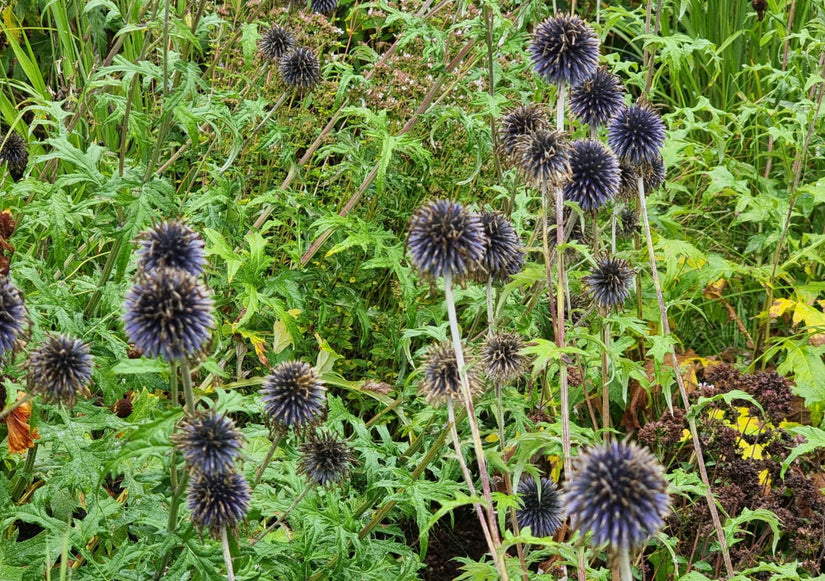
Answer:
[6,394,39,454]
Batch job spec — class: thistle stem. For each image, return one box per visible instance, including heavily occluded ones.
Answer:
[486,277,495,331]
[251,483,313,545]
[446,398,497,559]
[180,358,196,415]
[601,318,611,440]
[617,549,632,581]
[444,272,509,581]
[221,526,235,581]
[637,176,733,578]
[554,183,572,480]
[253,430,284,486]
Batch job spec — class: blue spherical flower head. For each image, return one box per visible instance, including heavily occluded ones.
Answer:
[530,14,600,87]
[1,131,28,181]
[514,129,572,188]
[28,335,93,408]
[516,477,564,538]
[419,342,481,406]
[569,67,625,128]
[123,268,214,360]
[280,47,320,90]
[406,200,485,283]
[136,221,206,277]
[563,139,620,212]
[188,471,251,539]
[471,212,525,284]
[298,430,357,487]
[498,104,551,159]
[173,411,243,476]
[259,25,295,61]
[584,256,635,310]
[311,0,337,14]
[564,441,670,551]
[482,332,526,384]
[608,104,666,165]
[260,361,326,431]
[0,276,25,358]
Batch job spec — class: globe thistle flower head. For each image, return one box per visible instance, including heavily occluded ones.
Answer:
[172,411,243,476]
[513,129,572,187]
[123,268,214,361]
[406,200,485,283]
[298,430,357,487]
[279,47,320,90]
[0,131,28,181]
[260,361,326,431]
[482,332,526,384]
[28,335,93,407]
[584,257,635,310]
[530,14,600,87]
[136,221,206,277]
[471,212,525,284]
[498,104,551,159]
[617,206,639,238]
[562,139,620,212]
[419,342,481,405]
[564,441,670,551]
[259,25,295,61]
[616,160,639,202]
[188,472,251,539]
[311,0,338,14]
[608,104,666,165]
[569,67,625,128]
[641,155,666,192]
[516,477,564,537]
[0,276,25,358]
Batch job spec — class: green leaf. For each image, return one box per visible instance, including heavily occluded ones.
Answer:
[781,426,825,478]
[111,358,169,375]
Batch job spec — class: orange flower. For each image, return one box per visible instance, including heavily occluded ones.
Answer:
[6,393,39,454]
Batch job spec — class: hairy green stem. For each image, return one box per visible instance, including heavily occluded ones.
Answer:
[221,526,235,581]
[617,549,632,581]
[253,430,284,486]
[637,176,733,577]
[251,484,313,546]
[444,272,509,581]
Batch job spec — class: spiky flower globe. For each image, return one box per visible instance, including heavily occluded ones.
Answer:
[0,276,25,358]
[188,472,251,538]
[0,131,28,181]
[298,430,357,486]
[172,411,243,476]
[513,129,572,187]
[406,200,485,283]
[617,206,639,238]
[28,335,93,407]
[279,47,320,90]
[530,14,600,87]
[259,25,295,61]
[569,67,625,128]
[608,104,666,165]
[419,342,481,405]
[482,332,526,384]
[261,361,326,430]
[136,221,206,276]
[498,104,551,159]
[311,0,338,14]
[641,155,666,192]
[564,441,670,551]
[516,477,564,538]
[563,139,620,212]
[471,212,525,284]
[584,257,635,310]
[616,160,639,202]
[123,268,214,360]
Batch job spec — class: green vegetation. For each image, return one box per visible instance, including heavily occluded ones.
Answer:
[0,0,824,579]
